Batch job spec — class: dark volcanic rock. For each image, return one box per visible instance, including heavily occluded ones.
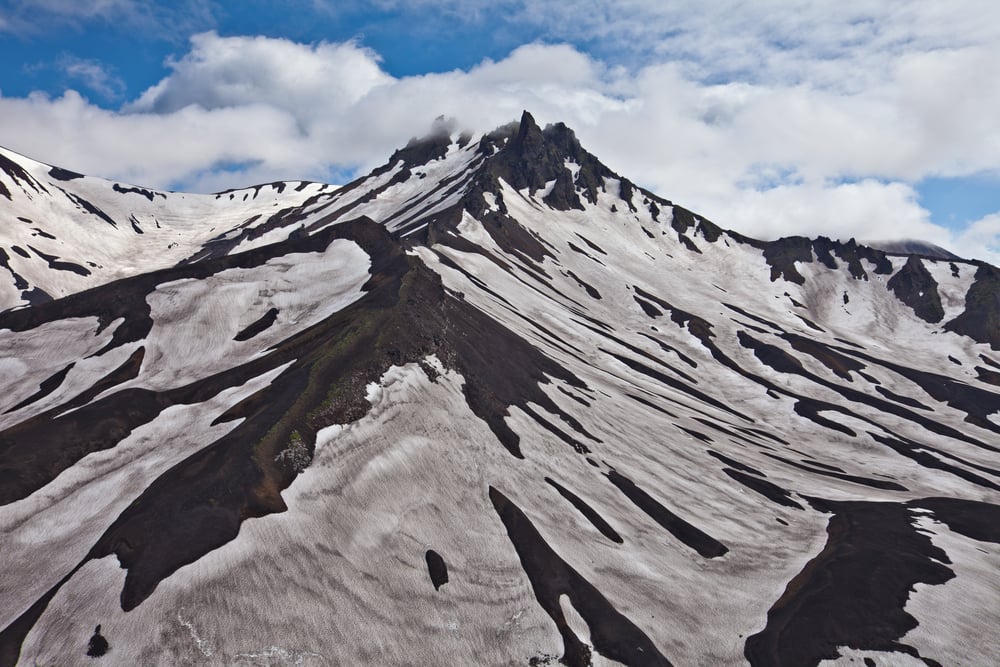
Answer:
[723,468,803,510]
[27,245,91,276]
[233,307,280,341]
[756,236,892,284]
[911,497,1000,543]
[86,624,109,658]
[0,152,48,197]
[745,499,953,667]
[48,167,84,181]
[605,469,728,558]
[490,487,672,667]
[0,248,29,290]
[425,550,449,590]
[887,256,944,323]
[545,477,623,544]
[466,111,668,224]
[811,236,839,270]
[478,111,583,210]
[762,237,813,284]
[945,263,1000,349]
[832,237,892,279]
[113,183,164,201]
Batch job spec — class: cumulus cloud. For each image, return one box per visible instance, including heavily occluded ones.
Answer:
[0,89,311,189]
[129,33,393,115]
[0,13,998,259]
[953,212,1000,265]
[710,181,945,245]
[0,35,635,189]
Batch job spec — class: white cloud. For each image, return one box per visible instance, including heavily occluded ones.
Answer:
[0,37,634,189]
[17,0,137,19]
[0,0,214,36]
[363,1,1000,86]
[709,181,946,246]
[953,212,1000,265]
[59,57,126,101]
[0,16,998,260]
[0,90,309,189]
[129,33,393,116]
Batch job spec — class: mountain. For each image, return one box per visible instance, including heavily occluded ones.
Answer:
[0,145,338,308]
[866,239,964,262]
[1,111,998,667]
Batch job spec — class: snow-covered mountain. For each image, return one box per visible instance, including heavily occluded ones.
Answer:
[0,146,340,308]
[1,112,998,667]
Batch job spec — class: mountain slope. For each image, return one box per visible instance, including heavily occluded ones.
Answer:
[0,146,337,307]
[1,112,998,667]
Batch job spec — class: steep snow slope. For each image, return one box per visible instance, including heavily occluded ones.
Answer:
[1,113,998,667]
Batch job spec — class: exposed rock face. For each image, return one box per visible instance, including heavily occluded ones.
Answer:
[888,255,945,323]
[945,264,1000,349]
[1,115,998,667]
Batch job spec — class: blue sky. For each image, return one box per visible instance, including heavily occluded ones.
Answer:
[1,3,537,96]
[1,1,999,261]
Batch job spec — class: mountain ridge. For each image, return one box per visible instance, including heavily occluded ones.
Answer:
[2,111,992,347]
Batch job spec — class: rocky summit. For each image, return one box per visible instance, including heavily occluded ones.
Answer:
[1,111,998,666]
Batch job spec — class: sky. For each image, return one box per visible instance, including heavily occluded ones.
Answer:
[1,1,999,262]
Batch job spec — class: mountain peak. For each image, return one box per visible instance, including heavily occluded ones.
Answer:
[510,109,546,157]
[468,112,623,214]
[516,109,541,140]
